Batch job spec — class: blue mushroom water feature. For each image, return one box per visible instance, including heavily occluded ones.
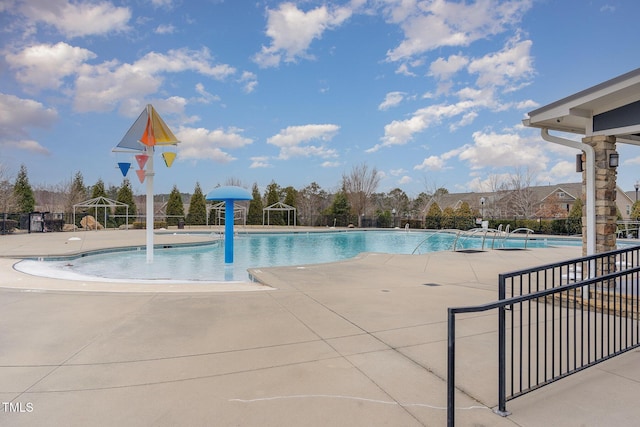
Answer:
[205,186,252,264]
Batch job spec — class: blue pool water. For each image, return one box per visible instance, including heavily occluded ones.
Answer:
[17,230,582,283]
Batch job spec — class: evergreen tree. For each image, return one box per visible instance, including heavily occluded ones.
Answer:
[441,206,456,229]
[631,200,640,221]
[13,164,35,213]
[264,181,283,225]
[247,182,263,225]
[186,182,207,225]
[328,191,350,226]
[166,185,185,226]
[424,202,442,229]
[115,178,136,227]
[455,201,475,230]
[91,179,108,227]
[283,186,297,225]
[67,171,87,225]
[569,198,583,219]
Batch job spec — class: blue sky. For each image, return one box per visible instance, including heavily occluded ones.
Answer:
[1,0,639,198]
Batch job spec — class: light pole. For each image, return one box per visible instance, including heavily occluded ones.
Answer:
[480,197,485,219]
[635,181,639,202]
[391,208,396,228]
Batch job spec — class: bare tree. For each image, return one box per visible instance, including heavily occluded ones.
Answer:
[224,177,245,187]
[504,167,537,218]
[0,163,16,214]
[65,171,88,217]
[297,182,329,226]
[342,162,380,227]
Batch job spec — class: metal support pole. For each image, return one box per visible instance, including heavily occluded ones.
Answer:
[447,308,455,427]
[224,199,234,263]
[496,275,510,417]
[145,145,154,263]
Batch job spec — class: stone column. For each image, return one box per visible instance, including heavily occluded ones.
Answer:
[582,135,617,257]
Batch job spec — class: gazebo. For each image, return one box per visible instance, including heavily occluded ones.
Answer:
[524,67,640,255]
[207,201,247,227]
[73,196,130,230]
[263,202,297,226]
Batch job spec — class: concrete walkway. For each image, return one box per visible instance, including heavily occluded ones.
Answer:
[1,229,640,426]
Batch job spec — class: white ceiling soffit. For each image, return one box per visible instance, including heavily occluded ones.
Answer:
[524,68,640,145]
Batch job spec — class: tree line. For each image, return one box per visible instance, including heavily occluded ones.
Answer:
[4,162,640,231]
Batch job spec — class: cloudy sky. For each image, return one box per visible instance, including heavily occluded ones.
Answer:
[1,0,639,197]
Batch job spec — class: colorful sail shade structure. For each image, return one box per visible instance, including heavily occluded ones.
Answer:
[114,105,180,152]
[113,104,180,263]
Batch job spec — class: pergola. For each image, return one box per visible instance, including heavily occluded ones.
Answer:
[524,67,640,255]
[263,202,297,226]
[73,196,130,231]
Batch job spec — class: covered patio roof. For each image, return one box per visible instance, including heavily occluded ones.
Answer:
[523,67,640,255]
[524,67,640,145]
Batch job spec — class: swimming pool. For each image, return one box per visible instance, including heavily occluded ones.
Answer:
[15,230,582,283]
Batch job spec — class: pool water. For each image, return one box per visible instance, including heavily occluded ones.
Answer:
[17,230,580,283]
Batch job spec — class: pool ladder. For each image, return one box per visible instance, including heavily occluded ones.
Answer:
[411,225,535,254]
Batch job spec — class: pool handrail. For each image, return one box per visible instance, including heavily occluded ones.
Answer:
[411,229,459,254]
[504,227,535,248]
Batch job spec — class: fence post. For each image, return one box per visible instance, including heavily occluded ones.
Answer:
[447,308,456,427]
[496,274,510,416]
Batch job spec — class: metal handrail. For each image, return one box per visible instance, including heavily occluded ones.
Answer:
[447,245,640,427]
[411,229,458,254]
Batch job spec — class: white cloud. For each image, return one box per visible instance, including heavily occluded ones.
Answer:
[268,124,340,160]
[134,48,236,80]
[395,63,416,77]
[548,160,577,181]
[194,83,220,104]
[468,37,534,88]
[250,156,272,168]
[457,130,547,170]
[176,126,253,163]
[155,24,176,34]
[239,71,258,93]
[0,93,57,154]
[414,155,446,171]
[151,0,175,7]
[624,156,640,166]
[384,0,532,62]
[429,54,469,80]
[321,161,341,168]
[378,91,406,110]
[516,99,538,110]
[253,2,353,68]
[6,42,96,91]
[398,175,412,184]
[74,48,236,113]
[370,100,475,152]
[18,0,131,37]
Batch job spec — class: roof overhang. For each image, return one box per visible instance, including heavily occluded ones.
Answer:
[523,68,640,145]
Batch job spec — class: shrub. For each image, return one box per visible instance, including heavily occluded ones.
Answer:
[132,221,168,229]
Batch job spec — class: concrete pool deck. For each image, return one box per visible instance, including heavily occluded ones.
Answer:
[2,228,640,426]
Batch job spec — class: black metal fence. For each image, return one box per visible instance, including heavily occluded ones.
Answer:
[447,245,640,426]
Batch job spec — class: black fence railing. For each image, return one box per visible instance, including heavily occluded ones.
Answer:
[447,245,640,427]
